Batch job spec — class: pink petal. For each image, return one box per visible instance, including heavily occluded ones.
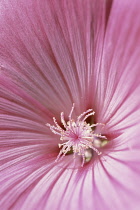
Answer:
[0,0,109,114]
[94,0,140,129]
[0,0,140,210]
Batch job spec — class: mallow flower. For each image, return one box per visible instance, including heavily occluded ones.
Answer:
[0,0,140,209]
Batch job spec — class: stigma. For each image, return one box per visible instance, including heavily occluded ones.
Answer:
[46,104,107,166]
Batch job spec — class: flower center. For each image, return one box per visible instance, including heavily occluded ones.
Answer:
[46,104,107,166]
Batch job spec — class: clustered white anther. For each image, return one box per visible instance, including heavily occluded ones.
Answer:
[46,104,106,166]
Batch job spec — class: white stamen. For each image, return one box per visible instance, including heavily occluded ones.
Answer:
[46,105,107,166]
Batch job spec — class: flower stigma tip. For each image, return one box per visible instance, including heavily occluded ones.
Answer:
[46,104,108,166]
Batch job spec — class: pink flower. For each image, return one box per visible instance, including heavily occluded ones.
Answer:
[0,0,140,209]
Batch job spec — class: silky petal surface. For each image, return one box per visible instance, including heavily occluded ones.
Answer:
[0,0,140,210]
